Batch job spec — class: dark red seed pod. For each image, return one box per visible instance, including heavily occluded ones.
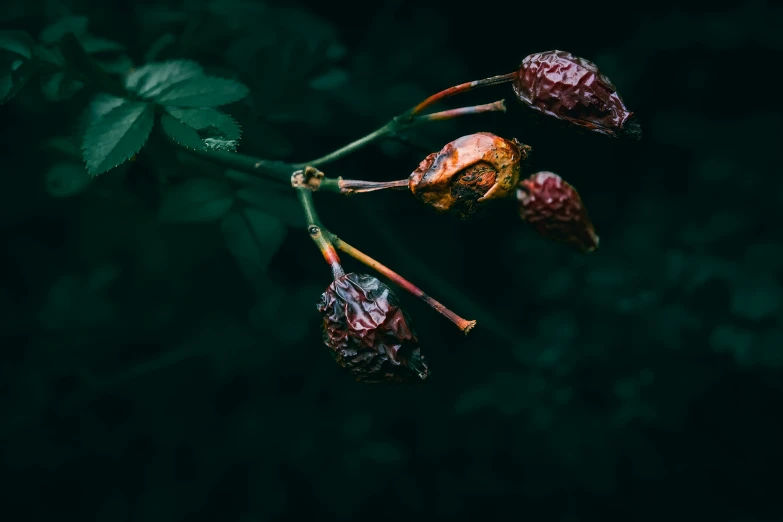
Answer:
[409,132,529,218]
[317,272,429,384]
[513,50,640,139]
[517,171,599,253]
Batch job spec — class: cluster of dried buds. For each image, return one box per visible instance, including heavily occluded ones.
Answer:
[310,50,636,384]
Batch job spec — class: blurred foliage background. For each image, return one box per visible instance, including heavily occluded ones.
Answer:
[1,0,782,520]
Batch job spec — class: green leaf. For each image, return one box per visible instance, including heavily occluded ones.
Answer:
[0,30,36,60]
[0,74,11,101]
[166,108,242,139]
[203,137,238,152]
[158,178,234,223]
[39,16,89,43]
[40,71,84,101]
[0,60,39,105]
[309,68,349,90]
[160,113,205,150]
[234,187,303,228]
[80,35,125,54]
[124,60,203,98]
[84,94,127,126]
[221,208,286,283]
[154,76,249,107]
[94,55,134,75]
[45,162,92,197]
[82,101,154,176]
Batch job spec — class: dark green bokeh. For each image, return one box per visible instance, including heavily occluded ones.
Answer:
[1,0,782,521]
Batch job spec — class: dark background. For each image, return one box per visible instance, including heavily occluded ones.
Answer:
[2,0,783,520]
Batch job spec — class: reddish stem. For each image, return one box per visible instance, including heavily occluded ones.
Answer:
[328,234,476,334]
[414,99,506,122]
[408,72,516,117]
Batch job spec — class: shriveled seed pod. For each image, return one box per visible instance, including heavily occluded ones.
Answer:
[317,272,429,384]
[517,171,599,252]
[409,132,529,218]
[513,50,640,139]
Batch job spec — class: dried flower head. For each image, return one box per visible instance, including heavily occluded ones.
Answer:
[517,171,599,252]
[409,132,529,218]
[513,50,640,139]
[317,272,429,384]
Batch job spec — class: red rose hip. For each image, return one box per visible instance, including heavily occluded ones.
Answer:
[513,50,640,139]
[517,171,599,252]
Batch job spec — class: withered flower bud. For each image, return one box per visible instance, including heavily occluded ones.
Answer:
[517,171,599,253]
[513,50,640,139]
[317,272,429,384]
[409,132,529,218]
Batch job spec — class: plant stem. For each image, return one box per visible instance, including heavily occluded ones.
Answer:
[414,99,506,122]
[181,145,292,185]
[324,232,476,334]
[292,121,397,169]
[408,72,516,117]
[294,94,510,169]
[338,178,409,195]
[296,187,344,279]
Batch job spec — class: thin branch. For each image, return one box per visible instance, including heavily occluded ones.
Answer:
[338,178,409,195]
[294,93,512,169]
[296,185,344,279]
[324,231,476,334]
[408,72,516,117]
[414,99,506,122]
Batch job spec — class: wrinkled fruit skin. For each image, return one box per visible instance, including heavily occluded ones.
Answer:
[517,171,599,252]
[513,50,640,139]
[317,273,429,384]
[409,132,529,218]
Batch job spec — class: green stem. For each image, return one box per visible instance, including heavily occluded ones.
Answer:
[296,187,344,279]
[177,143,292,185]
[294,95,509,169]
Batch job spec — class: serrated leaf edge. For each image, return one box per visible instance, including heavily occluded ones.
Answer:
[81,102,154,176]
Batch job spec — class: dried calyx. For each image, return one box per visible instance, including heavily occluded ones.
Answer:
[409,132,530,218]
[513,50,640,139]
[317,272,429,384]
[517,171,599,253]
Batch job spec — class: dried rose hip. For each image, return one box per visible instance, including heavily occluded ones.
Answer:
[517,171,599,252]
[409,132,529,218]
[513,50,640,139]
[317,272,429,384]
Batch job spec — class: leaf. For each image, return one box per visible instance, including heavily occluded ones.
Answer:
[0,30,36,60]
[84,94,127,126]
[160,113,205,150]
[154,77,249,107]
[39,16,90,43]
[235,187,303,228]
[166,108,242,139]
[79,35,125,54]
[40,71,84,101]
[158,178,235,223]
[0,60,39,105]
[309,68,349,91]
[82,101,154,176]
[221,208,287,283]
[45,162,92,197]
[204,138,238,152]
[124,60,203,98]
[94,55,134,75]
